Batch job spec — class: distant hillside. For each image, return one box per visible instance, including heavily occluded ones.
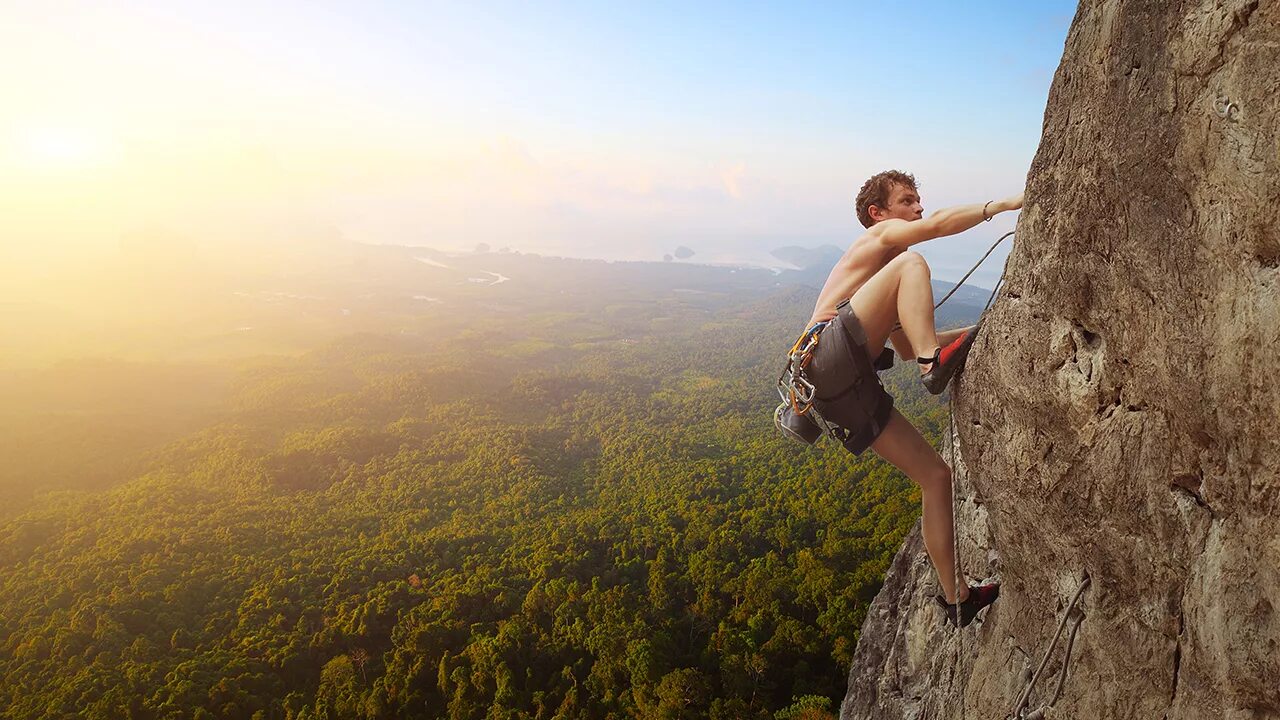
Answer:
[4,238,996,374]
[770,244,844,270]
[0,244,987,515]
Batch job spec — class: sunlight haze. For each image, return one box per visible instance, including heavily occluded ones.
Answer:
[2,1,1075,363]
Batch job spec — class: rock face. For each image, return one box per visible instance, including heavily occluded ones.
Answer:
[842,2,1280,718]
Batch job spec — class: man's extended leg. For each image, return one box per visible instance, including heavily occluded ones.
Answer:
[869,408,969,604]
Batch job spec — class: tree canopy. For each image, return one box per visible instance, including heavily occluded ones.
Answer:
[1,276,963,719]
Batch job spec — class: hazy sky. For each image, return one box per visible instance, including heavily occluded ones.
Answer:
[2,1,1076,287]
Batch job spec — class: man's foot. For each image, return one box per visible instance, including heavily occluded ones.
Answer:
[934,582,1000,628]
[918,323,982,395]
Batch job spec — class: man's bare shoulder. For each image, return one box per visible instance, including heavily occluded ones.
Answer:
[842,227,897,262]
[863,219,911,240]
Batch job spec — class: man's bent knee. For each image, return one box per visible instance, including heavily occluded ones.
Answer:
[896,250,930,275]
[865,250,927,285]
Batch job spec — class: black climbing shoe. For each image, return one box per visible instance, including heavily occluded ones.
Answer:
[934,582,1000,628]
[918,323,981,395]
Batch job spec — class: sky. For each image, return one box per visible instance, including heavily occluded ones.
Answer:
[1,1,1077,289]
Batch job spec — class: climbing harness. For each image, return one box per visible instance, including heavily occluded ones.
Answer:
[774,319,836,444]
[775,302,888,449]
[780,320,828,416]
[1008,575,1092,719]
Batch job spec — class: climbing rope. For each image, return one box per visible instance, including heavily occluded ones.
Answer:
[940,231,1096,719]
[940,231,1015,720]
[1008,574,1092,719]
[947,400,965,718]
[943,229,1013,615]
[935,230,1015,311]
[928,230,1090,718]
[980,240,1012,315]
[938,231,1093,718]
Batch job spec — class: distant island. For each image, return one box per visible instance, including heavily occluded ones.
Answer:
[770,244,844,270]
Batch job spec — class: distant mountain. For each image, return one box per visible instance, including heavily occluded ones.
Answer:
[931,279,995,307]
[931,279,993,328]
[770,244,844,270]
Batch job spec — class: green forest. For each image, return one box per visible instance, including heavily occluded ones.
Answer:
[0,250,966,720]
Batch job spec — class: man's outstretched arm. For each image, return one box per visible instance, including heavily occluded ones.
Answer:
[874,193,1023,249]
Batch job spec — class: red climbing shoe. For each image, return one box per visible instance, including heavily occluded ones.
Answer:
[934,582,1000,628]
[919,322,981,395]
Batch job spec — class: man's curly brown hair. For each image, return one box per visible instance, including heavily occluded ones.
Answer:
[855,170,918,228]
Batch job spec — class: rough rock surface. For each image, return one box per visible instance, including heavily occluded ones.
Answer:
[842,1,1280,718]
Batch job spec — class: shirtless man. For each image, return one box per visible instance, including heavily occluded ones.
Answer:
[802,170,1022,627]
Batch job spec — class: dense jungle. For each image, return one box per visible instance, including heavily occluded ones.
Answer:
[0,243,987,719]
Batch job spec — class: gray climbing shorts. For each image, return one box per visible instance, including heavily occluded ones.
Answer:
[803,302,895,455]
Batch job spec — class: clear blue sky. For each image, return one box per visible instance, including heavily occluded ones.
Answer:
[3,1,1078,288]
[395,1,1074,146]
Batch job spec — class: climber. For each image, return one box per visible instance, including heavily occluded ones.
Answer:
[802,170,1021,627]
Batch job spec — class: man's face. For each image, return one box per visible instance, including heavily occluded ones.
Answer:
[876,184,924,223]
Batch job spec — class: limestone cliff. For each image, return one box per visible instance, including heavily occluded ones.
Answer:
[842,1,1280,718]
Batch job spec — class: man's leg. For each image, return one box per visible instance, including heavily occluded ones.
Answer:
[848,251,940,370]
[888,328,914,361]
[870,408,970,604]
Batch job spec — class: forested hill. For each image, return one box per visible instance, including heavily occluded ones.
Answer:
[0,245,980,719]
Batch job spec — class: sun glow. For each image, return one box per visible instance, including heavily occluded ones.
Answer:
[13,126,114,171]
